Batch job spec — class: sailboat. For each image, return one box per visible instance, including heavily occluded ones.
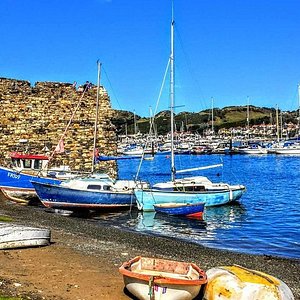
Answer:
[134,2,246,212]
[32,61,149,211]
[272,84,300,155]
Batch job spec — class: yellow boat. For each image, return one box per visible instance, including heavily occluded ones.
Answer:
[203,265,294,300]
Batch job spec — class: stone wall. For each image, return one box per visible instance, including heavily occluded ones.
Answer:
[0,77,118,177]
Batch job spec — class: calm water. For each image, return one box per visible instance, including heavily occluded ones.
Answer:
[102,154,300,259]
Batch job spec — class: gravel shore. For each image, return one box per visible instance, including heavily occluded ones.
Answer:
[0,196,299,299]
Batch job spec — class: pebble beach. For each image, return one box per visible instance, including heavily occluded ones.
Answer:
[0,195,299,299]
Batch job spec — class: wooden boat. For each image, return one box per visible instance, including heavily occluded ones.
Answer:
[0,222,51,249]
[203,265,294,300]
[153,202,204,218]
[119,256,207,300]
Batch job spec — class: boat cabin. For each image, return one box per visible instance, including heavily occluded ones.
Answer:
[10,152,49,172]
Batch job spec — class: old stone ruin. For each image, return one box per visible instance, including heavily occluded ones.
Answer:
[0,77,118,177]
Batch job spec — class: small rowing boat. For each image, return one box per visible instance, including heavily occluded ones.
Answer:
[203,265,294,300]
[119,256,207,300]
[0,222,51,249]
[153,202,205,218]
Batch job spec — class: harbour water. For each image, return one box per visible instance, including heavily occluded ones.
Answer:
[98,154,300,259]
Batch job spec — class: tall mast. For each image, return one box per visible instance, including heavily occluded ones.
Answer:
[246,96,250,128]
[170,0,175,181]
[246,96,250,139]
[211,97,214,134]
[276,104,280,142]
[92,60,102,173]
[298,83,300,136]
[134,110,137,136]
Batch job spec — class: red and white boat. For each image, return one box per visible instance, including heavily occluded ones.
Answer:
[119,256,207,300]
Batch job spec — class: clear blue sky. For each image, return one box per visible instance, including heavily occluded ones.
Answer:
[1,0,300,117]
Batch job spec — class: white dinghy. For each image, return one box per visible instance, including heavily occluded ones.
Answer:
[0,222,51,249]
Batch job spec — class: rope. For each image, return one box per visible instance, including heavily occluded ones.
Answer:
[135,59,171,181]
[41,84,91,171]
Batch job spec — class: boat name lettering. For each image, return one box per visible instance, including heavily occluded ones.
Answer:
[8,173,20,179]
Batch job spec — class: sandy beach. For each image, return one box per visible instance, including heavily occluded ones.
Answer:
[0,196,299,300]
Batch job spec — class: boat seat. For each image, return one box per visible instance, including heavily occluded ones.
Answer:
[134,269,191,280]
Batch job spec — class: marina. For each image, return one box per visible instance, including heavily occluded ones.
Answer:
[2,151,298,260]
[108,153,299,260]
[0,0,300,298]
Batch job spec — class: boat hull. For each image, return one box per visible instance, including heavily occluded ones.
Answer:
[0,222,51,249]
[203,265,294,300]
[275,149,300,155]
[238,148,268,154]
[119,256,207,300]
[0,165,61,202]
[134,189,238,211]
[154,202,204,217]
[32,181,136,210]
[124,276,202,300]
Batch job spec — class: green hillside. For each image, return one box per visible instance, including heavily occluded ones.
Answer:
[111,105,298,135]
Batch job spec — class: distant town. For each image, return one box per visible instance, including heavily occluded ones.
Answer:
[113,105,300,141]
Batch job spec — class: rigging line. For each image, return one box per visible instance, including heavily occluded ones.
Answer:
[43,85,91,170]
[102,66,122,110]
[174,24,207,109]
[134,58,171,181]
[153,58,171,116]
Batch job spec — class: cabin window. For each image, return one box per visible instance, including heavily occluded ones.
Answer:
[175,185,206,192]
[33,160,43,170]
[23,159,32,169]
[11,158,20,168]
[193,186,206,191]
[102,185,111,191]
[87,184,102,190]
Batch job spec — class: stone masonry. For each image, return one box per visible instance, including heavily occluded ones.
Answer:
[0,77,118,177]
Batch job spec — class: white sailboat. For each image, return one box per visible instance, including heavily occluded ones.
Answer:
[134,1,246,212]
[272,84,300,155]
[32,61,149,211]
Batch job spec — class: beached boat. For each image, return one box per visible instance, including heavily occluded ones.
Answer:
[0,222,51,249]
[154,202,204,218]
[203,265,294,300]
[134,2,245,211]
[32,173,147,210]
[0,81,92,204]
[32,62,149,211]
[0,152,67,204]
[119,256,207,300]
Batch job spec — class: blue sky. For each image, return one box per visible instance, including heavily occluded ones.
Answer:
[1,0,300,117]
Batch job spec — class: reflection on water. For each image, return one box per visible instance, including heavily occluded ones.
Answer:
[91,203,247,252]
[44,154,300,259]
[115,154,300,259]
